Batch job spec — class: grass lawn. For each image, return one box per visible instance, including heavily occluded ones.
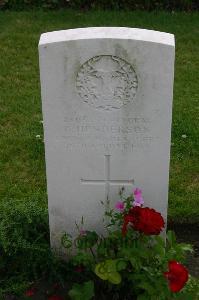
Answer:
[0,10,198,223]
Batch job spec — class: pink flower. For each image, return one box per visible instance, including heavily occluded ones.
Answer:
[79,229,87,236]
[115,201,125,212]
[133,188,144,207]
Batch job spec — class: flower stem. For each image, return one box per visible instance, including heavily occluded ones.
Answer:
[89,247,96,262]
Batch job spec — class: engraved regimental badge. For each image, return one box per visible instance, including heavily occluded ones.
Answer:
[76,55,138,111]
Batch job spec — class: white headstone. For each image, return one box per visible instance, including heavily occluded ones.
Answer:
[39,27,175,251]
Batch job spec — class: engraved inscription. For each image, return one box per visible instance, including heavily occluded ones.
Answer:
[63,114,156,153]
[76,55,138,111]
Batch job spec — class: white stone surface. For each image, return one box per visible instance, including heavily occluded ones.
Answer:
[39,27,175,251]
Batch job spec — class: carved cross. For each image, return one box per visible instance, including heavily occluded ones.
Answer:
[81,155,134,206]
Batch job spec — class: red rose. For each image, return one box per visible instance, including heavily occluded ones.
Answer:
[24,288,36,297]
[164,261,189,292]
[52,283,61,290]
[48,295,64,300]
[122,206,164,236]
[75,265,84,272]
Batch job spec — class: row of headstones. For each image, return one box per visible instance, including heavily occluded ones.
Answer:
[39,27,175,252]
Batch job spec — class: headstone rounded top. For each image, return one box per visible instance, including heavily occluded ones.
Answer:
[39,27,175,47]
[38,24,175,250]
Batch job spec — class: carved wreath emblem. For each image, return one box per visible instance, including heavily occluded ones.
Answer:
[76,55,138,111]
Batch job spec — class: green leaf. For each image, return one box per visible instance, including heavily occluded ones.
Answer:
[178,243,194,253]
[116,259,127,271]
[108,271,121,284]
[153,242,165,257]
[95,263,108,280]
[154,235,165,247]
[72,251,93,267]
[138,282,156,295]
[76,231,98,249]
[94,260,122,285]
[137,294,149,300]
[61,233,72,249]
[68,281,94,300]
[106,259,117,272]
[167,230,176,246]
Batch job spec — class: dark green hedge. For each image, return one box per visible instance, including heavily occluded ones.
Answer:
[0,0,198,10]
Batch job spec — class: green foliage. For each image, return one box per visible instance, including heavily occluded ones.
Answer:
[0,199,48,255]
[76,231,98,250]
[68,281,94,300]
[0,183,198,299]
[0,199,70,295]
[62,190,198,299]
[93,230,196,298]
[183,277,199,299]
[0,0,198,10]
[95,259,126,284]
